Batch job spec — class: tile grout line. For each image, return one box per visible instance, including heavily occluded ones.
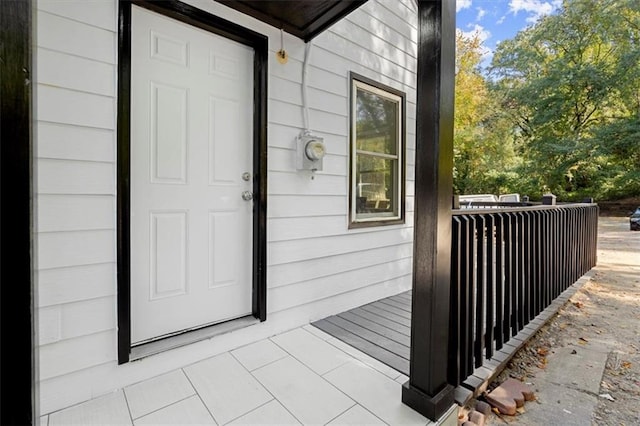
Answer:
[323,334,403,380]
[45,387,123,424]
[129,394,196,423]
[222,398,303,426]
[229,341,288,372]
[122,370,197,421]
[181,366,222,425]
[323,402,389,426]
[263,333,365,416]
[321,402,360,426]
[228,347,301,425]
[268,331,352,376]
[320,357,422,426]
[120,388,135,425]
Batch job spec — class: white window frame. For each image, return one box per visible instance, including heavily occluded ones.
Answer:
[349,73,405,228]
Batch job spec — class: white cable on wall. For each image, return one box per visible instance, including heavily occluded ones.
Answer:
[302,41,313,133]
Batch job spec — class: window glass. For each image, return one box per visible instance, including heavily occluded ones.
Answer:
[350,75,405,227]
[355,156,397,216]
[355,91,398,155]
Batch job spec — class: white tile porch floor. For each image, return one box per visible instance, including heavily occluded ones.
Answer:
[42,325,441,426]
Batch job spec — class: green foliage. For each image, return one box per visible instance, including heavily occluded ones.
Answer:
[454,0,640,201]
[453,31,521,196]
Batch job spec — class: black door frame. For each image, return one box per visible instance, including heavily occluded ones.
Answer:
[1,0,37,423]
[117,0,268,364]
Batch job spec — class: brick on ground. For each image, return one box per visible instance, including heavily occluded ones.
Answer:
[474,400,492,416]
[485,378,535,415]
[468,410,486,426]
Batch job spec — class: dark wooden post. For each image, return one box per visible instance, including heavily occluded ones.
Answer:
[401,0,456,421]
[1,0,38,424]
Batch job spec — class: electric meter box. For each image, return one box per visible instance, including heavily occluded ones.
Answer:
[296,133,326,172]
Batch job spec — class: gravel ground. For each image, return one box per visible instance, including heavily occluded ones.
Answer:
[484,216,640,425]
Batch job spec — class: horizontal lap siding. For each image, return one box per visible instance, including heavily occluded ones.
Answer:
[267,0,417,312]
[36,0,417,414]
[268,242,413,288]
[36,0,119,414]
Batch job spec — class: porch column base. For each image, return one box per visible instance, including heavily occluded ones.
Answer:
[402,381,455,422]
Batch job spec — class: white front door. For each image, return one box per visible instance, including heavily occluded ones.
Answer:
[130,5,254,344]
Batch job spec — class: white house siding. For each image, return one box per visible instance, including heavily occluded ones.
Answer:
[35,0,418,414]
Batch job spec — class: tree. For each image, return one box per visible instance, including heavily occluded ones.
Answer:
[490,0,640,200]
[454,31,520,195]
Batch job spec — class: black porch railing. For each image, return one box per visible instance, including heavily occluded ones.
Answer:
[448,203,598,387]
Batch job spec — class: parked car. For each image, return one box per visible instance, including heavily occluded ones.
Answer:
[631,207,640,231]
[459,194,498,203]
[499,193,520,202]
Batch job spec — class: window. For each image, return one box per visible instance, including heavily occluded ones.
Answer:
[349,73,405,227]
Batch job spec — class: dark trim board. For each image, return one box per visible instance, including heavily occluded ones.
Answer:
[312,291,413,377]
[0,0,37,423]
[117,0,133,366]
[117,0,268,364]
[216,0,368,42]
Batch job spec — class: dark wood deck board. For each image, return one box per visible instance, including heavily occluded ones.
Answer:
[370,300,412,319]
[312,291,412,377]
[359,304,411,327]
[394,292,412,302]
[313,319,410,375]
[349,307,411,336]
[337,311,410,346]
[324,316,410,359]
[378,297,412,312]
[388,294,412,307]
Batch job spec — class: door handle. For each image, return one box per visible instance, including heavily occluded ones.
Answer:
[241,191,253,201]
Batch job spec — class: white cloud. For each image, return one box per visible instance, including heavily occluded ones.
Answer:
[509,0,558,23]
[496,15,506,24]
[476,7,486,21]
[457,26,494,70]
[461,24,491,43]
[457,0,472,13]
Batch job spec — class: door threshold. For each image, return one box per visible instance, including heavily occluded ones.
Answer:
[130,315,259,361]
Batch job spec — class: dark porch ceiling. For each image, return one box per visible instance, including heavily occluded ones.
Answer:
[216,0,369,41]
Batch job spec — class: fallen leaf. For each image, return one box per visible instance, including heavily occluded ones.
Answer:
[578,337,589,344]
[573,301,584,308]
[492,407,501,415]
[516,406,526,414]
[622,361,632,369]
[537,347,549,356]
[599,393,615,401]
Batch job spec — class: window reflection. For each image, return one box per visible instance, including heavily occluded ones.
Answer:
[350,75,404,225]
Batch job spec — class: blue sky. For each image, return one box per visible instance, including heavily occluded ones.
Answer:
[456,0,562,69]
